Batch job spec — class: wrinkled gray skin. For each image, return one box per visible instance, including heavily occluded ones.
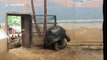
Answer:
[43,26,71,51]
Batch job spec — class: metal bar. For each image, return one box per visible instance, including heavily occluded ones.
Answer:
[31,0,41,36]
[54,16,57,26]
[44,0,47,33]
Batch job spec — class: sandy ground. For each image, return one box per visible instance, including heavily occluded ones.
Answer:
[0,46,103,60]
[0,28,103,60]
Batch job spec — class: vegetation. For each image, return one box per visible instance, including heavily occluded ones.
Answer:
[8,16,21,26]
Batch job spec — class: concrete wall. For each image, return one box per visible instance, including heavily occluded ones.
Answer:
[0,39,7,53]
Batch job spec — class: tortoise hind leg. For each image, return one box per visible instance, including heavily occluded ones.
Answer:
[51,43,60,51]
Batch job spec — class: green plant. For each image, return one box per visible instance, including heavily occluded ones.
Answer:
[8,16,21,26]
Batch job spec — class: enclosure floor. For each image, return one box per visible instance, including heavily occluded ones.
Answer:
[0,46,103,60]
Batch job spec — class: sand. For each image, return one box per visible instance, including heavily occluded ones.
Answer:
[0,27,103,60]
[0,46,103,60]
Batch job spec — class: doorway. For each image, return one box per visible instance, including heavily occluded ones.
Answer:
[7,13,32,50]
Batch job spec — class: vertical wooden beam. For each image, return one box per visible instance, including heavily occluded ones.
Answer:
[44,0,47,33]
[31,0,41,36]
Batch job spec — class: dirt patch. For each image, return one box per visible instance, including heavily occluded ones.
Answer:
[0,46,103,60]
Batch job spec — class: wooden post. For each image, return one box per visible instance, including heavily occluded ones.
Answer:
[44,0,47,33]
[31,0,41,36]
